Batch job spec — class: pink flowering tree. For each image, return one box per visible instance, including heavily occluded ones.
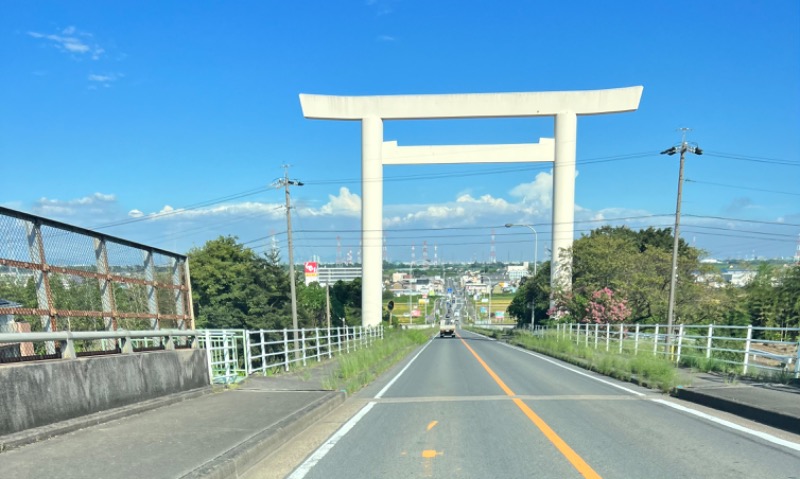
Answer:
[584,287,630,324]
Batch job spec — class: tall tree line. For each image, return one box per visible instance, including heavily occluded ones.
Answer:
[508,226,800,336]
[187,236,362,330]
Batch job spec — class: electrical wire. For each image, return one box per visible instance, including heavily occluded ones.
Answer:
[686,179,800,197]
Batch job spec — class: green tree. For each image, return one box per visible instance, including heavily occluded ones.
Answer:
[187,236,292,329]
[508,261,551,326]
[553,226,705,324]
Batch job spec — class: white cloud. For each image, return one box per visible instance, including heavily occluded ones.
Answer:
[87,72,122,89]
[32,192,117,218]
[128,209,144,218]
[377,35,396,42]
[509,171,553,212]
[366,0,396,15]
[315,187,362,217]
[28,26,104,60]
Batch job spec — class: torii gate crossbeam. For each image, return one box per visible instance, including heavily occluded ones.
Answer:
[299,87,643,327]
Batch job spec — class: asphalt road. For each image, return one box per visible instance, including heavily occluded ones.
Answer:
[278,328,800,479]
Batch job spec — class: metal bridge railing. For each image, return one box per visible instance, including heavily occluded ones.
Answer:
[0,325,385,384]
[554,323,800,378]
[0,206,194,357]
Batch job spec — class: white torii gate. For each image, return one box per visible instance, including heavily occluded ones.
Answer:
[299,87,643,327]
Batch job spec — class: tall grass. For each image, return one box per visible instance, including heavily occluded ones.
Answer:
[323,328,430,393]
[472,327,680,392]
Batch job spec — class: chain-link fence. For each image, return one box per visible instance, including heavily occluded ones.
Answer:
[0,206,194,358]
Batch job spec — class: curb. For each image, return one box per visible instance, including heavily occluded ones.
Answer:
[181,389,347,479]
[0,387,212,453]
[673,387,800,435]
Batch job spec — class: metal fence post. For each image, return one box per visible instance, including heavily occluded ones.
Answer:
[328,326,333,359]
[676,324,685,364]
[283,328,290,371]
[244,330,252,375]
[205,330,213,385]
[301,329,307,366]
[585,323,589,348]
[794,340,800,379]
[634,323,640,356]
[224,332,232,383]
[346,327,350,354]
[259,330,266,374]
[653,324,660,356]
[619,323,624,354]
[706,324,714,359]
[94,238,117,332]
[25,219,56,354]
[315,327,321,361]
[743,324,753,374]
[142,249,160,332]
[337,327,342,354]
[594,323,599,349]
[605,323,611,352]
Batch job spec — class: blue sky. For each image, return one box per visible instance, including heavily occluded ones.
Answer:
[2,0,798,265]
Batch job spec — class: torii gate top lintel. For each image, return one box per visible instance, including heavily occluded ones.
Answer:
[299,86,643,121]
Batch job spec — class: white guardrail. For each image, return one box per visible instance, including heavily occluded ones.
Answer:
[0,325,384,384]
[551,323,800,378]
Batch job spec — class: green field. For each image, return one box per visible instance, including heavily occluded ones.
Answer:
[384,296,433,324]
[473,293,515,323]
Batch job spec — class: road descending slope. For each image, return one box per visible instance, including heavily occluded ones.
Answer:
[280,328,800,479]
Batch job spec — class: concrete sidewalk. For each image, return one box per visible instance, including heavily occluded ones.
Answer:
[0,362,344,479]
[674,371,800,435]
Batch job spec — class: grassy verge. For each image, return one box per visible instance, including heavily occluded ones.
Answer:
[323,328,430,394]
[470,327,680,392]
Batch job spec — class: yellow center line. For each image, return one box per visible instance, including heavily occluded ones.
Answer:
[459,334,602,479]
[427,420,438,431]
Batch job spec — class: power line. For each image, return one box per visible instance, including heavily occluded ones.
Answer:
[686,178,800,197]
[703,150,800,167]
[683,214,800,227]
[92,186,275,231]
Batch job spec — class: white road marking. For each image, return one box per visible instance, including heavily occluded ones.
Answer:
[374,337,433,399]
[477,329,800,452]
[287,338,432,478]
[497,339,647,397]
[287,402,376,479]
[652,399,800,452]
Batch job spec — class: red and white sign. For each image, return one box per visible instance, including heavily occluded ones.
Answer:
[304,262,319,285]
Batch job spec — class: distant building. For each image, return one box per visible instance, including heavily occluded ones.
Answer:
[308,267,362,286]
[506,262,530,282]
[721,269,758,287]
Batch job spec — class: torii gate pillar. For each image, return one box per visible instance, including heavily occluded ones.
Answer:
[552,112,577,292]
[362,116,384,330]
[300,87,643,327]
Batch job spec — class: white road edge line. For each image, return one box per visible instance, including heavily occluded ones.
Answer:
[287,402,376,479]
[498,340,646,397]
[374,337,433,399]
[487,330,800,452]
[651,399,800,452]
[288,337,433,478]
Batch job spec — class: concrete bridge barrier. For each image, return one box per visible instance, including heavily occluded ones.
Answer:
[0,349,209,436]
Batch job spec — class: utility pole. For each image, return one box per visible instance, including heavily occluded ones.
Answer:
[661,129,702,353]
[277,165,304,354]
[325,281,331,330]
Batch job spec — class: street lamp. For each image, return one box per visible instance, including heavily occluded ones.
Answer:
[504,223,538,277]
[660,129,702,353]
